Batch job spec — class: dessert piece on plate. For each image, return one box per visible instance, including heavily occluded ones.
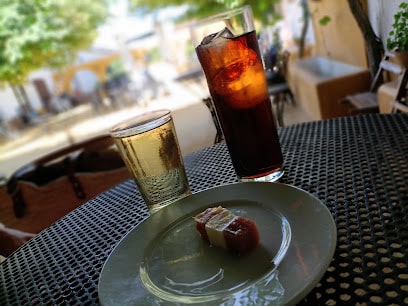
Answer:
[194,206,259,255]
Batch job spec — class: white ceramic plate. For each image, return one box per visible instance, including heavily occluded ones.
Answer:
[99,182,336,305]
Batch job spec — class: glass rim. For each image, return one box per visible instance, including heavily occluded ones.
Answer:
[190,5,254,47]
[110,109,171,138]
[192,5,252,27]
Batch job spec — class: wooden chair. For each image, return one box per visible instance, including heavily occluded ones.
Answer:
[2,134,130,233]
[391,69,408,113]
[340,51,406,114]
[202,97,224,144]
[266,50,296,127]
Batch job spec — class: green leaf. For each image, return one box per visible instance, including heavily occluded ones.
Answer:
[319,15,331,26]
[387,2,408,51]
[0,0,108,85]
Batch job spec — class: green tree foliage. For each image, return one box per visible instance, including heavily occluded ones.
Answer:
[387,2,408,51]
[131,0,282,26]
[0,0,109,85]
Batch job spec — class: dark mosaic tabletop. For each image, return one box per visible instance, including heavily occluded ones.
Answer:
[1,113,407,305]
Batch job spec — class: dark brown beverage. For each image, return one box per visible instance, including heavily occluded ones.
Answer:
[196,30,283,180]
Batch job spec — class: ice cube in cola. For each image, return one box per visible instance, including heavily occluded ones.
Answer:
[196,30,283,180]
[201,27,234,45]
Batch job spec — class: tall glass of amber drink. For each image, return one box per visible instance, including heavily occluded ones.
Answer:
[110,110,190,213]
[192,5,284,182]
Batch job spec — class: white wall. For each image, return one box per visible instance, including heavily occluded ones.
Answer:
[0,84,42,121]
[280,0,315,48]
[367,0,405,50]
[0,88,19,121]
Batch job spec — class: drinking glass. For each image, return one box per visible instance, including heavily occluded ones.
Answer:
[110,109,191,213]
[191,5,284,182]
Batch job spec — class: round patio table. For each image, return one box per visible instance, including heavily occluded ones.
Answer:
[1,113,407,305]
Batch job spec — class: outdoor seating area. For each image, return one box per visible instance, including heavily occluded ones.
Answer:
[1,1,408,305]
[340,51,408,114]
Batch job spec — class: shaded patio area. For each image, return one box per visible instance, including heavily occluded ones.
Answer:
[0,78,313,182]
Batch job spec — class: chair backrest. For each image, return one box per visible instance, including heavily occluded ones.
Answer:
[8,134,123,187]
[202,97,224,144]
[370,51,404,92]
[391,69,408,113]
[265,49,291,85]
[3,134,130,233]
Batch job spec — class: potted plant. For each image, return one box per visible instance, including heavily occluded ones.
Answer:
[387,2,408,68]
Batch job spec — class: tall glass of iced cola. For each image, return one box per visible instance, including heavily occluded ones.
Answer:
[192,5,284,182]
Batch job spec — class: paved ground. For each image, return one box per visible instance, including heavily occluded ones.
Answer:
[0,79,312,181]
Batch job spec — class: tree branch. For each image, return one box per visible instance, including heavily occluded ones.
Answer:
[347,0,383,78]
